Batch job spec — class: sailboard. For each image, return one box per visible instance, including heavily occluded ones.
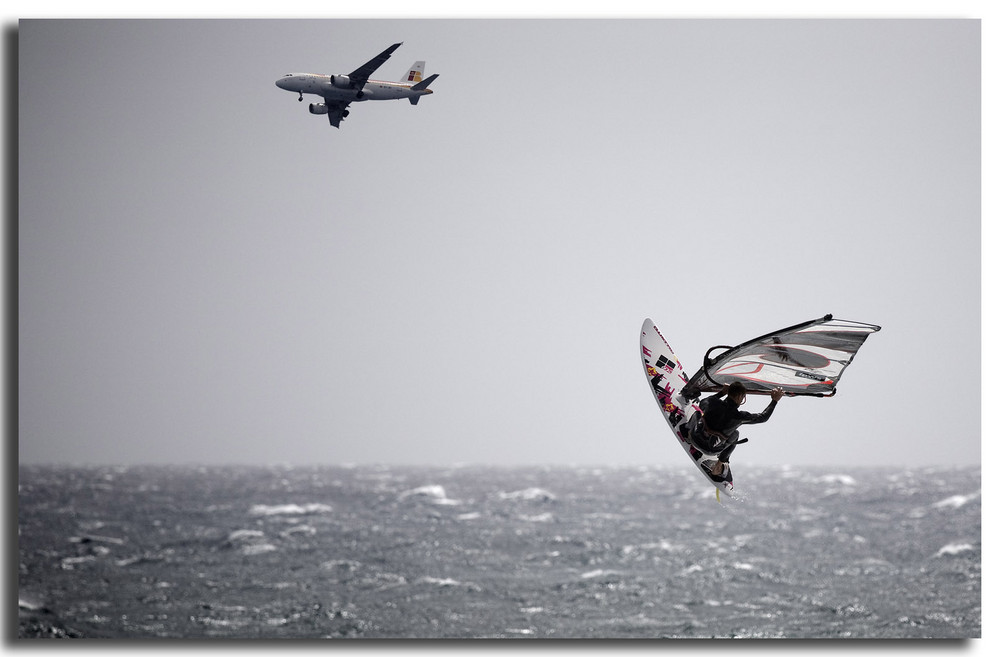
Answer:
[641,315,880,497]
[640,319,735,496]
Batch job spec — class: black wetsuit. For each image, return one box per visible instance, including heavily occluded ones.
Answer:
[689,389,778,463]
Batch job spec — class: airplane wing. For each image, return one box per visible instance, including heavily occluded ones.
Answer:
[347,42,402,86]
[325,101,351,128]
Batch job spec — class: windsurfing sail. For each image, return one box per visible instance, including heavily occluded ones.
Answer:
[681,314,880,399]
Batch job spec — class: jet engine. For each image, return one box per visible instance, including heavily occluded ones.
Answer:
[308,103,328,115]
[330,74,354,89]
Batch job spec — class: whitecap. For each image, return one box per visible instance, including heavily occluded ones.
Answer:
[498,487,557,502]
[115,553,165,567]
[321,559,362,571]
[399,484,446,499]
[419,576,462,586]
[196,617,242,628]
[280,524,316,538]
[60,555,97,569]
[457,512,482,521]
[226,529,265,543]
[249,503,332,516]
[932,492,980,509]
[934,543,975,558]
[361,571,407,590]
[520,512,554,523]
[417,576,482,592]
[621,614,665,628]
[817,474,857,486]
[397,485,462,505]
[223,529,278,555]
[627,539,677,553]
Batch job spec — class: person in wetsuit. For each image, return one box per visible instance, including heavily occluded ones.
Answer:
[686,381,783,476]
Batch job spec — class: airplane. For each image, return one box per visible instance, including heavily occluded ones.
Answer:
[275,42,438,128]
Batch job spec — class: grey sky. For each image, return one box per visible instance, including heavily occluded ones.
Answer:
[18,18,981,467]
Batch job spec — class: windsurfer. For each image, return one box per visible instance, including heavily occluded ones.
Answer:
[685,382,783,476]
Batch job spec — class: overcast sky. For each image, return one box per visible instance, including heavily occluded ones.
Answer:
[17,18,982,468]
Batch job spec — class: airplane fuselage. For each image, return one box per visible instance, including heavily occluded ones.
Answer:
[276,43,437,128]
[275,73,433,103]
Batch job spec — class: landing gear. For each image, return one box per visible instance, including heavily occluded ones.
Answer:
[298,93,303,102]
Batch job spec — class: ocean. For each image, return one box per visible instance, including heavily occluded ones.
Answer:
[17,463,980,640]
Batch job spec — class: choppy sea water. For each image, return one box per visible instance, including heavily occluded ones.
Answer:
[17,464,980,639]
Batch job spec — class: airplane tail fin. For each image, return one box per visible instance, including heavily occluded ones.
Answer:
[401,61,425,83]
[409,73,438,105]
